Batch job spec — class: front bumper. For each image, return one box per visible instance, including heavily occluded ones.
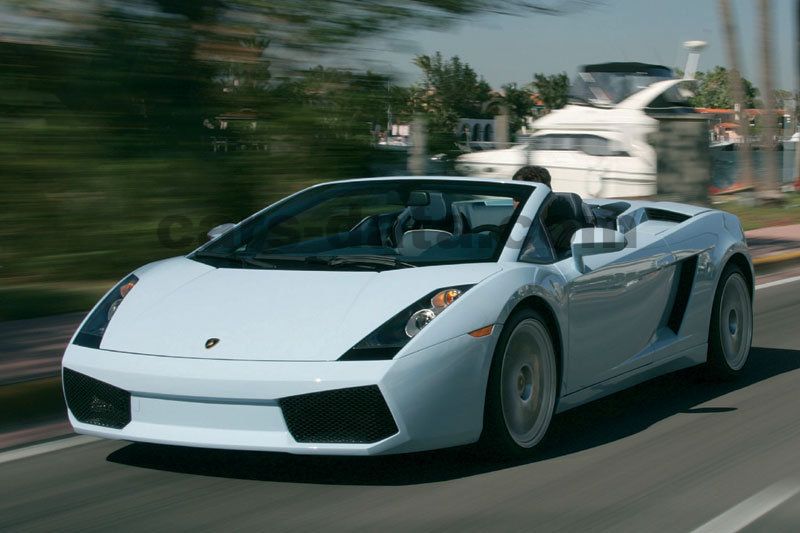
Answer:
[62,332,497,455]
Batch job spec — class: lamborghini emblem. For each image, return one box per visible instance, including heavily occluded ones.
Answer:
[205,338,220,349]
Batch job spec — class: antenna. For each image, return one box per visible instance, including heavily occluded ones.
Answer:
[683,40,707,80]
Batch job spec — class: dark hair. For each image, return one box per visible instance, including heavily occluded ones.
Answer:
[512,165,551,187]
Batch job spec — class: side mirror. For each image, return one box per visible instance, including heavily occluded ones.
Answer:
[207,223,236,241]
[571,228,627,272]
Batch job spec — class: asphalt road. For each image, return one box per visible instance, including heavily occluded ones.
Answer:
[2,279,800,532]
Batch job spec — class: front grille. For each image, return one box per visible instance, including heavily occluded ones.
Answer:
[279,385,398,444]
[63,368,131,429]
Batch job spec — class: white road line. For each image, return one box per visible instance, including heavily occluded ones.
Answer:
[691,480,800,533]
[756,274,800,291]
[0,435,98,466]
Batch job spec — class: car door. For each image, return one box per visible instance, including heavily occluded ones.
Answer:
[560,228,677,394]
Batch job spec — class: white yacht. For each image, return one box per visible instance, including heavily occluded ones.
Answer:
[455,63,697,198]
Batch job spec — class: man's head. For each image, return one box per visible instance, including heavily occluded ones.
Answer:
[512,165,552,188]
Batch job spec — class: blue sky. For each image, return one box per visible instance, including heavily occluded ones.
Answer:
[361,0,796,93]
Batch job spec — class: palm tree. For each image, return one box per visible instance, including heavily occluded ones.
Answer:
[718,0,754,190]
[758,0,781,200]
[794,0,800,184]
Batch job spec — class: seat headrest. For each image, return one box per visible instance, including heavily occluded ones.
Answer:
[409,192,447,223]
[547,194,578,220]
[549,193,594,226]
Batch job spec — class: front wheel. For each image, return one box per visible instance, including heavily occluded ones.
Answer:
[481,309,558,457]
[707,263,753,378]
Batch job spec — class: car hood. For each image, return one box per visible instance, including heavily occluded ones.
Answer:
[100,257,501,361]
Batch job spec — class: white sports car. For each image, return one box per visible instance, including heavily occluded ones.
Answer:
[62,177,753,456]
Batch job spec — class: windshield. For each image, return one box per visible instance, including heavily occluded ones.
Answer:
[192,179,532,270]
[568,69,673,107]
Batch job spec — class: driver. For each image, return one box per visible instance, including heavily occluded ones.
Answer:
[512,165,552,188]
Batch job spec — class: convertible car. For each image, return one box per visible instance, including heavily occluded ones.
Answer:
[62,177,753,456]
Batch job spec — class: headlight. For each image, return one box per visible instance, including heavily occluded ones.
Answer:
[404,309,436,338]
[339,285,473,361]
[73,274,138,349]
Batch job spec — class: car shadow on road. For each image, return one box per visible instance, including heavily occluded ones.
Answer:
[107,346,800,486]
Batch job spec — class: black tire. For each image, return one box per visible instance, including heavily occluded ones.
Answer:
[706,263,753,378]
[480,308,558,458]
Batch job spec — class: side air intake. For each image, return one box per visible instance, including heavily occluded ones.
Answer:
[644,208,691,224]
[667,255,699,333]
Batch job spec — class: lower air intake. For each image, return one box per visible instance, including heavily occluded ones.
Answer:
[63,368,131,429]
[279,385,398,444]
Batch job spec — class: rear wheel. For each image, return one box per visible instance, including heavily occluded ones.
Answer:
[707,263,753,378]
[481,309,557,457]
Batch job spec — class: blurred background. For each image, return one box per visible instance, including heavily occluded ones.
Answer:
[6,4,800,526]
[1,0,799,321]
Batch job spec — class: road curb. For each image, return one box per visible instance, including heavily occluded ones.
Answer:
[752,250,800,266]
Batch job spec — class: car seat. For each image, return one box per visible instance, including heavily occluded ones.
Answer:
[544,193,595,258]
[392,193,453,243]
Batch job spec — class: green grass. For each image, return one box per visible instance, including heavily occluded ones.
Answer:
[0,282,111,321]
[714,192,800,231]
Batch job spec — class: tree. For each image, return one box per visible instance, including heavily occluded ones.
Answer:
[772,89,794,109]
[758,0,780,198]
[227,0,593,57]
[412,52,493,131]
[690,66,759,109]
[498,83,534,135]
[795,0,800,184]
[532,72,569,111]
[717,0,755,191]
[0,0,596,286]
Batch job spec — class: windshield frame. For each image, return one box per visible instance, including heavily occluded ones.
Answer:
[190,178,535,270]
[568,69,674,108]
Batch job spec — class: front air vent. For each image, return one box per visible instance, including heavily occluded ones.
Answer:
[279,385,398,444]
[63,368,131,429]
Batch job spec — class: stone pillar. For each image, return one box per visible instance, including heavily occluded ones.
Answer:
[649,115,711,205]
[407,115,427,176]
[494,107,510,148]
